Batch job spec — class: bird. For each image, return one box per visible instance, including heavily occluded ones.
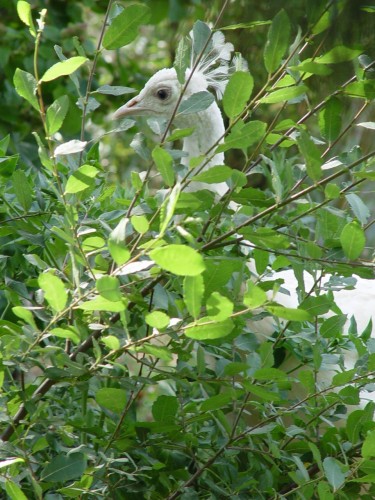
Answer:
[113,22,375,408]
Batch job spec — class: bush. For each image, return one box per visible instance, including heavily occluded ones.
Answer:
[1,1,375,498]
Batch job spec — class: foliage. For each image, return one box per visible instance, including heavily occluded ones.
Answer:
[0,0,375,498]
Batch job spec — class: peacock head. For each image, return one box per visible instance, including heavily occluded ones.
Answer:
[112,66,211,123]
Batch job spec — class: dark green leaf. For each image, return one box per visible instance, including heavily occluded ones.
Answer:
[13,68,39,111]
[319,97,342,142]
[46,95,70,135]
[297,129,322,180]
[96,388,127,414]
[12,170,32,211]
[264,9,291,74]
[152,395,178,423]
[41,454,86,482]
[102,4,151,50]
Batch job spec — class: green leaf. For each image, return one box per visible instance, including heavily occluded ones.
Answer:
[260,85,308,104]
[325,183,341,200]
[108,240,130,266]
[243,281,267,309]
[138,344,173,361]
[223,71,254,118]
[185,317,234,340]
[266,305,312,321]
[192,20,211,58]
[178,91,215,115]
[174,36,190,84]
[12,306,37,329]
[159,183,181,235]
[345,193,370,224]
[167,127,195,142]
[96,84,136,95]
[297,128,322,180]
[13,68,39,111]
[145,310,170,330]
[12,170,32,211]
[319,97,342,142]
[17,0,36,36]
[41,454,86,482]
[217,120,267,152]
[263,9,291,74]
[152,146,175,187]
[40,56,88,82]
[96,276,122,302]
[5,481,28,500]
[102,4,151,50]
[0,458,24,470]
[254,367,287,381]
[323,457,346,491]
[78,297,126,312]
[318,46,363,64]
[101,335,120,351]
[320,315,347,338]
[291,60,333,76]
[192,165,233,184]
[65,164,99,194]
[206,292,233,321]
[220,21,272,30]
[247,384,281,401]
[184,275,204,319]
[340,221,366,259]
[152,395,178,423]
[46,95,70,135]
[38,271,68,312]
[131,215,149,234]
[49,327,80,344]
[96,388,126,413]
[201,392,235,411]
[150,244,205,276]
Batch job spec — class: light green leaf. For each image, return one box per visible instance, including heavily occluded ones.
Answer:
[291,60,333,76]
[38,271,68,312]
[152,146,175,187]
[46,95,69,135]
[131,215,149,234]
[101,335,120,351]
[217,120,267,152]
[65,164,99,194]
[40,56,88,82]
[192,165,233,184]
[167,127,195,142]
[138,344,173,361]
[12,170,32,211]
[49,327,80,344]
[12,306,37,329]
[318,46,363,64]
[340,221,366,259]
[150,244,205,276]
[206,292,234,321]
[223,71,254,118]
[178,91,214,115]
[96,388,126,414]
[96,276,122,302]
[184,275,204,319]
[13,68,39,111]
[108,240,130,266]
[17,0,36,36]
[103,4,150,49]
[185,317,234,340]
[260,85,308,104]
[297,128,322,180]
[220,21,272,30]
[266,305,312,321]
[243,281,267,309]
[78,297,126,312]
[5,481,28,500]
[264,9,291,74]
[325,183,341,200]
[145,311,170,330]
[201,392,235,411]
[41,453,86,483]
[159,183,181,235]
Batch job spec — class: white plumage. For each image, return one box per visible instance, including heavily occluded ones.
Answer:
[114,23,375,406]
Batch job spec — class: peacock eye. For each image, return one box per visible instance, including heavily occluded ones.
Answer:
[156,88,170,100]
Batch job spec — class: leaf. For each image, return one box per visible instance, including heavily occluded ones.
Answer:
[12,170,32,211]
[101,335,120,351]
[254,367,286,381]
[65,164,99,194]
[96,276,122,302]
[260,85,308,104]
[217,120,267,152]
[150,244,205,276]
[38,271,68,312]
[131,215,149,234]
[152,146,175,187]
[152,395,178,423]
[185,317,234,340]
[40,56,88,82]
[247,384,281,401]
[17,0,36,36]
[320,315,347,338]
[138,344,173,361]
[49,327,80,344]
[12,306,37,329]
[167,127,195,142]
[54,140,87,156]
[5,481,27,500]
[297,128,322,180]
[145,311,170,330]
[13,68,39,111]
[345,193,370,224]
[317,46,363,64]
[220,21,272,30]
[357,121,375,130]
[78,297,126,313]
[319,97,342,142]
[362,430,375,457]
[291,60,333,76]
[184,275,204,319]
[243,281,267,309]
[102,3,151,50]
[266,305,312,321]
[201,392,234,411]
[340,221,366,259]
[192,165,233,184]
[223,71,254,118]
[178,91,215,115]
[264,9,291,74]
[96,84,136,95]
[323,457,346,491]
[41,453,86,482]
[108,240,130,266]
[159,183,181,235]
[174,36,190,84]
[206,292,234,321]
[192,20,211,57]
[46,95,70,135]
[96,388,126,414]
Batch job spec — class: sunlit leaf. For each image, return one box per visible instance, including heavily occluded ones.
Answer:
[38,271,68,312]
[223,71,254,118]
[40,56,88,82]
[340,221,366,259]
[184,274,204,319]
[150,244,205,276]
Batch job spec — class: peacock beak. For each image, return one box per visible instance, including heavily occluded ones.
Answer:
[112,96,146,119]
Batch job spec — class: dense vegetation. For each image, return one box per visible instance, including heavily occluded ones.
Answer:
[0,0,374,498]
